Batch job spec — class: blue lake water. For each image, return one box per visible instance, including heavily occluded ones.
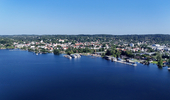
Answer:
[0,49,170,100]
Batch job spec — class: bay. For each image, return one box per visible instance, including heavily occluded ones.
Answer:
[0,49,170,100]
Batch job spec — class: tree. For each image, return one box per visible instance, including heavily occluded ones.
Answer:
[156,53,162,61]
[40,48,48,53]
[53,49,60,55]
[147,47,155,52]
[102,44,106,47]
[168,58,170,65]
[57,45,61,48]
[116,51,121,58]
[67,50,74,55]
[157,53,163,67]
[101,53,105,58]
[158,59,163,67]
[99,48,104,51]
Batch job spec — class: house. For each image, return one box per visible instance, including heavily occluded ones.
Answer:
[16,44,25,48]
[59,39,64,42]
[63,47,68,50]
[164,47,170,51]
[130,43,134,47]
[38,46,47,49]
[152,44,160,47]
[96,52,105,55]
[106,44,109,49]
[30,46,35,49]
[40,40,43,43]
[156,46,164,51]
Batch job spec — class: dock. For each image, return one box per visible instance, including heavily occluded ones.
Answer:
[64,54,81,59]
[110,57,137,66]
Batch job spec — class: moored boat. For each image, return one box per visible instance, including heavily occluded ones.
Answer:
[75,54,81,58]
[168,68,170,70]
[64,55,72,59]
[71,54,77,58]
[112,57,117,62]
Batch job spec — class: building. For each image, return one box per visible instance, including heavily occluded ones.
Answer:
[59,39,65,42]
[30,46,35,49]
[152,44,160,47]
[156,46,164,51]
[16,44,25,48]
[164,47,170,51]
[40,40,43,43]
[130,43,134,47]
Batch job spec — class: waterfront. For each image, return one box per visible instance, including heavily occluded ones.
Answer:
[0,49,170,100]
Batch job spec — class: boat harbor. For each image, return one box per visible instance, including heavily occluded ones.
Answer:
[64,54,137,66]
[104,56,137,66]
[64,54,81,59]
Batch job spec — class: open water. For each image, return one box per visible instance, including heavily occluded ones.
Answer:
[0,49,170,100]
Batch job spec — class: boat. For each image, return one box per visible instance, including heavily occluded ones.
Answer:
[71,54,77,58]
[167,68,170,70]
[117,58,123,62]
[131,62,137,66]
[133,63,137,66]
[64,55,72,59]
[36,53,38,55]
[104,56,111,60]
[112,57,117,62]
[75,54,81,58]
[108,57,111,60]
[67,55,72,59]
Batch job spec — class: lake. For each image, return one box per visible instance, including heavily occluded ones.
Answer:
[0,49,170,100]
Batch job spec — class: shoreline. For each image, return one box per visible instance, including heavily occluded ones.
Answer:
[1,48,169,68]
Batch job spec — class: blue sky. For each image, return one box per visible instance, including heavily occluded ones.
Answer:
[0,0,170,35]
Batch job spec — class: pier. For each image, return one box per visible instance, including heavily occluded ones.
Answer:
[104,56,137,66]
[64,54,81,59]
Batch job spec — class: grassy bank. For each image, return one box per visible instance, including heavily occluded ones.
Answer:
[151,61,158,64]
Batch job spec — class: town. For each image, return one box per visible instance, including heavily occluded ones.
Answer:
[0,35,170,68]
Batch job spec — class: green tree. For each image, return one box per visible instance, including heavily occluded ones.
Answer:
[157,53,163,67]
[156,53,162,61]
[157,59,163,67]
[102,44,106,47]
[67,50,74,55]
[168,58,170,65]
[101,53,105,58]
[53,49,60,55]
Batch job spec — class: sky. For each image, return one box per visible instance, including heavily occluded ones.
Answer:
[0,0,170,35]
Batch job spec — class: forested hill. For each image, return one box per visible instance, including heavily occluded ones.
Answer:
[0,34,169,44]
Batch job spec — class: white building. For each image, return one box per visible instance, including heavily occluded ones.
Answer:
[137,42,141,46]
[152,44,160,47]
[30,46,35,49]
[156,46,164,51]
[59,39,65,42]
[40,40,43,43]
[31,42,35,44]
[130,43,134,47]
[38,46,47,49]
[16,44,25,48]
[106,44,109,49]
[164,47,170,51]
[123,43,128,46]
[13,42,18,45]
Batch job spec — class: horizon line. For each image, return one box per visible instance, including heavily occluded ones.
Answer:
[0,33,170,36]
